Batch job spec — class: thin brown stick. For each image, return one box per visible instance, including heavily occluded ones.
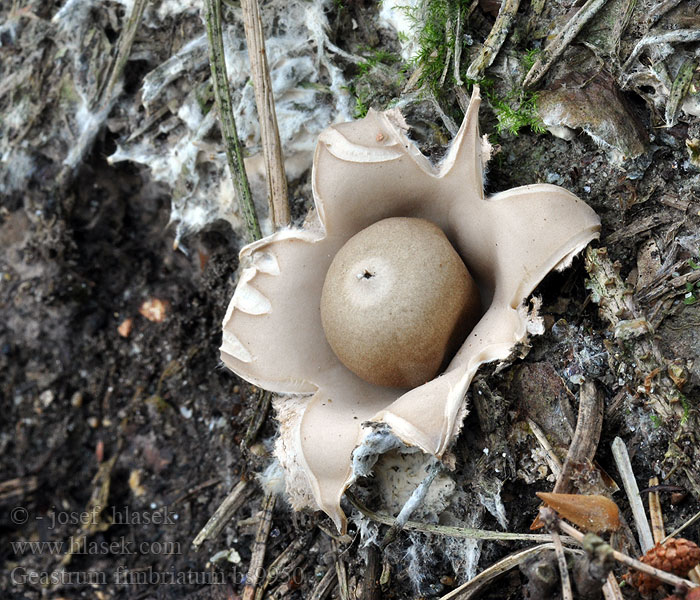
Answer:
[466,0,520,80]
[98,0,148,109]
[523,0,608,88]
[662,509,700,544]
[346,491,568,543]
[611,437,655,553]
[331,539,349,600]
[192,480,251,549]
[527,418,563,477]
[363,544,382,600]
[204,0,262,242]
[648,0,682,26]
[309,567,337,600]
[648,477,665,545]
[242,493,276,600]
[553,380,604,494]
[0,476,38,502]
[622,29,700,72]
[241,0,290,229]
[551,527,574,600]
[243,389,273,448]
[255,532,313,600]
[439,544,579,600]
[602,572,624,600]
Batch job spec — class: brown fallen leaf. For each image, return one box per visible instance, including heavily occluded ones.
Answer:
[535,492,621,533]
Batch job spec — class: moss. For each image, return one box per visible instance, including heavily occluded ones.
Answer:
[522,48,542,72]
[402,0,472,98]
[490,90,546,136]
[346,48,404,119]
[400,1,546,137]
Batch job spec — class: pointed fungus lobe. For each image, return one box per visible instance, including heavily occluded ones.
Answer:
[221,86,601,532]
[536,492,621,533]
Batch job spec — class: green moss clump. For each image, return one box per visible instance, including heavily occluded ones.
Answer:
[346,48,403,119]
[403,0,472,98]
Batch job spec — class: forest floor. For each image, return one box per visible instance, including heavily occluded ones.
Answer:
[2,0,700,599]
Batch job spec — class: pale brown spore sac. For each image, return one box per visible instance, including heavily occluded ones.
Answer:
[320,217,481,389]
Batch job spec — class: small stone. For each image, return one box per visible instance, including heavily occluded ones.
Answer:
[139,298,169,323]
[39,390,54,407]
[117,317,133,338]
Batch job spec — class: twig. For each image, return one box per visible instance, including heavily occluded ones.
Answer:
[309,567,337,600]
[606,212,674,245]
[648,0,682,27]
[439,16,453,88]
[170,478,220,507]
[98,0,148,109]
[527,418,563,477]
[466,0,520,80]
[537,508,574,600]
[552,527,574,600]
[648,477,665,545]
[455,85,471,114]
[204,0,262,242]
[558,520,699,590]
[60,453,119,566]
[553,380,604,494]
[523,0,608,88]
[243,389,273,448]
[639,269,700,305]
[611,437,655,553]
[586,246,683,421]
[661,509,700,544]
[612,0,636,58]
[431,94,459,136]
[316,522,352,544]
[381,458,442,548]
[255,533,313,600]
[0,476,38,502]
[530,381,605,530]
[665,59,696,127]
[346,491,571,543]
[363,544,382,600]
[623,30,700,72]
[453,6,463,85]
[241,0,290,229]
[192,480,251,549]
[242,492,276,600]
[603,572,624,600]
[439,543,578,600]
[331,539,349,600]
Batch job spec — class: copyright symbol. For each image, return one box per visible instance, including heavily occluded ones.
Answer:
[10,507,28,525]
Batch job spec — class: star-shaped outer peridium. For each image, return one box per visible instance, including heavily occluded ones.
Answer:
[221,86,601,533]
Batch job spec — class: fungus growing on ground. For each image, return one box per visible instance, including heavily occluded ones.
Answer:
[320,217,481,389]
[221,87,601,532]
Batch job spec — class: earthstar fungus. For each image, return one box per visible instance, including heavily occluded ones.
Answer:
[221,87,601,532]
[320,216,481,389]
